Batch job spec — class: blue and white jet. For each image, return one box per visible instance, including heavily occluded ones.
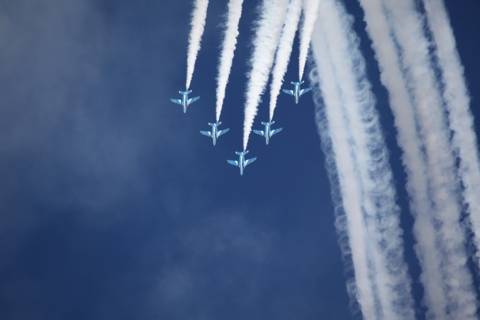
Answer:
[253,121,283,145]
[227,151,257,176]
[282,81,312,104]
[200,122,229,146]
[170,90,200,113]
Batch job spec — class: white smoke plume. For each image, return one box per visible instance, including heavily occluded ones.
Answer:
[185,0,209,90]
[268,0,303,121]
[310,0,415,318]
[423,0,480,267]
[242,0,289,150]
[298,0,321,81]
[358,0,478,318]
[215,0,244,122]
[383,0,478,318]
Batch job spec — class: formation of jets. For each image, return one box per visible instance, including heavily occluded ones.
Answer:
[170,82,312,175]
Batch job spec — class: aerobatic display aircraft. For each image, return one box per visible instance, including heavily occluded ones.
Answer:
[170,90,200,113]
[282,81,312,104]
[253,121,283,145]
[227,151,257,176]
[200,122,230,146]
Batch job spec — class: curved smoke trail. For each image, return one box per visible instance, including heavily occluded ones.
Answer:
[423,0,480,268]
[242,0,289,151]
[311,0,415,318]
[298,0,321,81]
[215,0,244,122]
[186,0,209,90]
[268,0,303,121]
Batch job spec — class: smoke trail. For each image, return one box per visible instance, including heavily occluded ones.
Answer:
[268,0,303,121]
[242,0,289,150]
[298,0,321,81]
[310,0,415,318]
[382,0,478,318]
[311,31,377,320]
[423,0,480,267]
[359,0,478,318]
[185,0,209,90]
[215,0,244,122]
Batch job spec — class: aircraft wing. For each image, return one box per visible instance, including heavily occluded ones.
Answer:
[244,157,257,167]
[270,128,283,136]
[217,128,229,137]
[282,89,294,96]
[299,87,312,95]
[170,99,182,105]
[253,130,264,136]
[200,131,212,137]
[227,160,239,167]
[187,96,200,105]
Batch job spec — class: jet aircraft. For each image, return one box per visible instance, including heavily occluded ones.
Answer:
[227,151,257,176]
[170,90,200,113]
[282,81,312,104]
[253,121,283,145]
[200,122,229,146]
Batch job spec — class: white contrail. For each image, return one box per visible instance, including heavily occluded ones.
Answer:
[242,0,289,150]
[310,0,414,318]
[268,0,303,121]
[185,0,209,90]
[359,2,445,318]
[359,0,478,318]
[423,0,480,267]
[215,0,244,122]
[382,0,478,318]
[298,0,321,81]
[311,31,377,320]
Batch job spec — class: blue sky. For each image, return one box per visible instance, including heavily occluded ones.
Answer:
[0,0,479,319]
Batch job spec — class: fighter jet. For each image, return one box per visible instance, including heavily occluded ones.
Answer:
[170,90,200,113]
[200,122,229,146]
[227,151,257,175]
[253,121,283,145]
[282,81,312,104]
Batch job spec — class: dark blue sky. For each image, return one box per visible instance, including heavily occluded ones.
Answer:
[0,0,478,319]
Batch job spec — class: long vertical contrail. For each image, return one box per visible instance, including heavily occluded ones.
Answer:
[423,0,480,267]
[298,0,321,81]
[310,0,414,318]
[382,0,478,318]
[311,30,376,320]
[268,0,303,121]
[357,1,445,318]
[215,0,244,122]
[359,0,478,318]
[242,0,289,150]
[185,0,209,90]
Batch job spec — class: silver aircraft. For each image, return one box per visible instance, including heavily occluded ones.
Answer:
[282,81,312,104]
[227,151,257,175]
[253,121,282,145]
[170,90,200,113]
[200,122,229,146]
